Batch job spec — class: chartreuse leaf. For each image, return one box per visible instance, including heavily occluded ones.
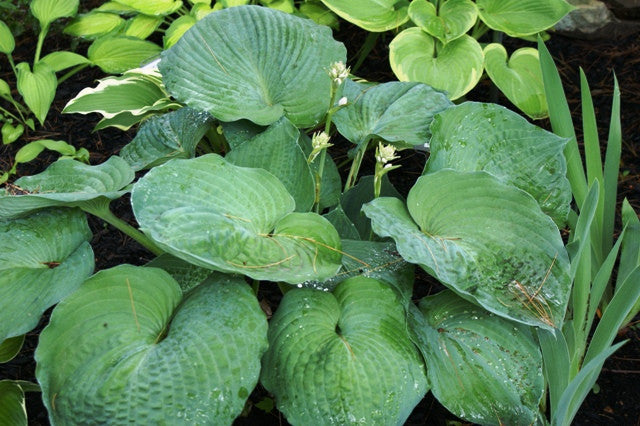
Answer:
[261,277,427,425]
[476,0,573,37]
[0,156,134,219]
[163,15,196,49]
[16,62,56,125]
[160,5,346,127]
[389,29,483,100]
[0,335,25,363]
[319,0,409,32]
[115,0,183,15]
[30,0,78,29]
[88,36,161,73]
[299,2,340,30]
[0,20,15,54]
[484,44,548,119]
[332,79,451,147]
[131,154,342,284]
[0,381,27,426]
[124,14,163,39]
[408,0,477,44]
[409,291,543,425]
[0,208,93,342]
[226,117,315,212]
[63,72,174,123]
[63,12,125,39]
[36,265,268,425]
[120,107,213,171]
[40,51,91,72]
[425,102,571,226]
[364,170,571,330]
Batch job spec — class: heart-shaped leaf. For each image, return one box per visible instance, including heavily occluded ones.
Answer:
[120,107,213,171]
[363,170,571,330]
[63,12,125,39]
[0,381,27,426]
[30,0,78,29]
[408,0,477,44]
[0,208,93,342]
[409,290,544,425]
[131,154,342,284]
[261,276,427,424]
[226,117,315,212]
[476,0,573,37]
[425,102,570,225]
[0,156,134,219]
[2,122,24,144]
[484,44,548,119]
[88,36,161,73]
[332,79,451,147]
[36,265,268,425]
[159,5,346,127]
[390,29,483,100]
[319,0,409,32]
[16,62,57,125]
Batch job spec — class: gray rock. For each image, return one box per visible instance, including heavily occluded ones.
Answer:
[555,0,640,39]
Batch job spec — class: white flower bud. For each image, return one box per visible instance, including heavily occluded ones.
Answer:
[328,61,350,86]
[338,96,348,106]
[375,142,399,165]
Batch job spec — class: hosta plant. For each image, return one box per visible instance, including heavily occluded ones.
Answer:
[320,0,574,119]
[1,5,638,425]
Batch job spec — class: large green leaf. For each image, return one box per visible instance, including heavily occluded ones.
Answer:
[0,208,93,342]
[476,0,573,37]
[88,36,162,73]
[408,0,477,44]
[484,44,548,119]
[319,0,409,32]
[332,78,451,147]
[425,102,570,225]
[30,0,78,29]
[226,117,315,212]
[159,5,346,127]
[409,291,544,425]
[261,277,427,425]
[363,170,571,330]
[131,154,342,284]
[389,29,483,100]
[0,156,134,219]
[0,381,26,426]
[146,254,214,294]
[36,265,268,425]
[119,107,213,171]
[16,62,57,125]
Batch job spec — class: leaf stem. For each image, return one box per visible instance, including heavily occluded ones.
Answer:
[57,63,90,85]
[344,140,369,192]
[34,24,49,64]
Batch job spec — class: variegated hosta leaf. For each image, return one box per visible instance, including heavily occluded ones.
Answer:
[483,45,548,119]
[30,0,78,29]
[409,291,544,425]
[363,170,571,330]
[159,5,346,127]
[225,117,315,212]
[0,208,93,342]
[332,78,451,147]
[408,0,477,44]
[131,154,342,284]
[120,107,213,171]
[476,0,574,37]
[319,0,409,32]
[425,102,570,225]
[389,29,483,100]
[35,265,268,425]
[261,277,428,425]
[88,36,162,73]
[16,62,57,125]
[0,156,134,219]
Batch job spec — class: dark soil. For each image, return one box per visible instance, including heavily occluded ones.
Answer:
[0,14,639,426]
